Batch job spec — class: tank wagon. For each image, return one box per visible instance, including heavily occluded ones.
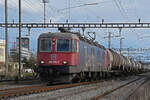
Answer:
[36,31,144,83]
[105,49,142,73]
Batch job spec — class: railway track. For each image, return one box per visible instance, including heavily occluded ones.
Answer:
[91,75,150,100]
[0,81,99,99]
[26,76,145,100]
[0,74,149,100]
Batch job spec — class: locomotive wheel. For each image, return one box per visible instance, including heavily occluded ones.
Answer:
[80,72,86,82]
[87,72,92,81]
[94,73,98,81]
[71,74,82,83]
[97,72,101,80]
[40,74,48,82]
[106,72,111,79]
[102,72,106,79]
[99,72,103,79]
[84,72,89,82]
[91,72,95,81]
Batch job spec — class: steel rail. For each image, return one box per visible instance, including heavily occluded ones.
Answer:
[0,23,150,28]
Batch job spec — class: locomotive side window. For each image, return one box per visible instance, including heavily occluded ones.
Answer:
[86,47,88,56]
[39,39,52,52]
[93,48,95,56]
[71,40,77,52]
[84,46,88,56]
[77,40,79,52]
[102,52,105,58]
[91,48,95,56]
[57,39,70,52]
[91,48,93,55]
[97,50,100,57]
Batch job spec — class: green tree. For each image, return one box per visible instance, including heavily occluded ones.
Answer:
[22,54,36,69]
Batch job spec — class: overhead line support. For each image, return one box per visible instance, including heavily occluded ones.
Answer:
[1,23,150,28]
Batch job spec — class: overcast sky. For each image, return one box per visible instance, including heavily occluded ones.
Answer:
[0,0,150,55]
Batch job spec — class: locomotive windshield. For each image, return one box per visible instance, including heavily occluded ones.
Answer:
[57,39,70,52]
[39,39,52,52]
[56,39,77,52]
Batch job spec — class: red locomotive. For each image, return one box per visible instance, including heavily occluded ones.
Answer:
[36,31,143,83]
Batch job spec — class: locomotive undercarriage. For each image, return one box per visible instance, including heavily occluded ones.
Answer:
[38,66,74,83]
[37,66,137,83]
[38,66,109,83]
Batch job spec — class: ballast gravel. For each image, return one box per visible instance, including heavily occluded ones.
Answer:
[9,76,140,100]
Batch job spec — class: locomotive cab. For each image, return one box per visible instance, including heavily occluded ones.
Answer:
[37,32,80,82]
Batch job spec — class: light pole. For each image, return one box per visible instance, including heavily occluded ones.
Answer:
[18,0,22,80]
[5,0,8,78]
[42,0,49,24]
[120,37,125,54]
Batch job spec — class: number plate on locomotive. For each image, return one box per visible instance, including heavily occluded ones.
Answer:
[49,61,59,64]
[51,54,56,60]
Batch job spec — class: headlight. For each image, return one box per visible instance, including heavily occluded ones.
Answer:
[62,61,68,65]
[40,61,45,64]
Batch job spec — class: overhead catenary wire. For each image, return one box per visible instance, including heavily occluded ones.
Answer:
[113,0,127,21]
[23,0,41,12]
[58,0,111,12]
[116,0,129,19]
[9,0,37,12]
[139,36,150,40]
[113,0,141,43]
[0,0,43,22]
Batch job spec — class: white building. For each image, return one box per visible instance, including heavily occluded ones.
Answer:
[0,40,5,72]
[10,37,31,62]
[0,40,5,65]
[10,47,32,62]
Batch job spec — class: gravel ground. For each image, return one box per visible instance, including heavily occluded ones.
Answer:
[126,77,150,100]
[0,80,43,90]
[1,74,149,100]
[100,76,148,100]
[9,76,140,100]
[0,84,30,90]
